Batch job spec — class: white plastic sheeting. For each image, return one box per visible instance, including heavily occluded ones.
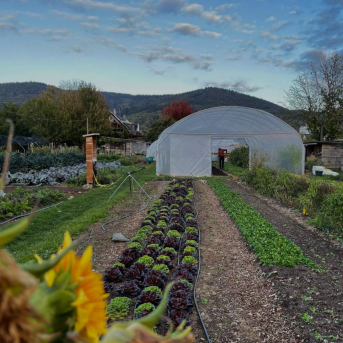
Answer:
[146,140,158,159]
[156,106,305,177]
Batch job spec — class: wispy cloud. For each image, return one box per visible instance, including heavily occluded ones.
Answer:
[271,20,289,31]
[0,22,19,34]
[204,80,262,92]
[81,22,100,28]
[169,23,221,38]
[51,10,83,21]
[260,30,278,40]
[226,55,242,60]
[266,16,276,22]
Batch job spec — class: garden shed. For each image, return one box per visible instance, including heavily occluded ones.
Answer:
[156,106,305,177]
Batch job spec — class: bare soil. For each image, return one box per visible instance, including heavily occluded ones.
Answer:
[194,180,297,343]
[76,180,169,272]
[225,179,343,343]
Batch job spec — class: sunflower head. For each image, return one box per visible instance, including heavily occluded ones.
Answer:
[32,232,107,343]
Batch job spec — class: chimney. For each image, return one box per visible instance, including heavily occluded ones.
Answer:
[137,123,140,132]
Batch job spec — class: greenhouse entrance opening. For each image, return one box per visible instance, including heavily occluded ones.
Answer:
[156,106,305,177]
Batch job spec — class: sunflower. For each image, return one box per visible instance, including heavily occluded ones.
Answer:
[34,232,107,343]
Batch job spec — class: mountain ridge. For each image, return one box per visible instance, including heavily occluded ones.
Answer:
[0,82,290,130]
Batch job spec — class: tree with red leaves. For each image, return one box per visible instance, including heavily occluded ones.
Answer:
[161,101,194,121]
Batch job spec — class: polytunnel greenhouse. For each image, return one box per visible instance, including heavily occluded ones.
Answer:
[146,140,158,160]
[156,106,305,177]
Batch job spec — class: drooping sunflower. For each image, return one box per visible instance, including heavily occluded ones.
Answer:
[33,232,107,343]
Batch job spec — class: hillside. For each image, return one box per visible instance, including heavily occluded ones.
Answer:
[0,82,290,131]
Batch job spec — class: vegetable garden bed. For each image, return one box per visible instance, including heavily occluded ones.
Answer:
[102,180,203,335]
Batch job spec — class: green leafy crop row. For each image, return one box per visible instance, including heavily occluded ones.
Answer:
[208,179,312,268]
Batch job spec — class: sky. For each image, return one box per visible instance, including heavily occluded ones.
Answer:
[0,0,342,105]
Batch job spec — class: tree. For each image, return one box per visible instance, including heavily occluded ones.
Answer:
[145,117,175,142]
[20,81,111,145]
[285,52,343,141]
[161,101,194,121]
[0,102,31,136]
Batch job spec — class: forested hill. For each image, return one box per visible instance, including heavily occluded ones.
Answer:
[0,82,289,130]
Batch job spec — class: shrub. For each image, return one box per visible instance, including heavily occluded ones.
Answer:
[136,255,154,267]
[152,264,170,274]
[230,146,249,168]
[106,297,132,319]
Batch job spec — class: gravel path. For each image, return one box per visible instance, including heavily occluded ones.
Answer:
[194,180,298,343]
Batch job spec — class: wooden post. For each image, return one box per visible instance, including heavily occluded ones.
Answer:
[83,133,100,186]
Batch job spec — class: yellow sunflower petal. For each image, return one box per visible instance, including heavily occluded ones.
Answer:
[72,289,89,307]
[34,254,43,263]
[62,231,72,249]
[45,269,56,287]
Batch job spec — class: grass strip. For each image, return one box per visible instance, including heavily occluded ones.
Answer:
[3,165,157,263]
[208,178,312,267]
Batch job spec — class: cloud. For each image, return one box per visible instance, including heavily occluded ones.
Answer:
[242,29,254,34]
[23,28,69,36]
[169,23,221,38]
[98,36,131,53]
[289,11,297,15]
[0,22,19,34]
[81,22,100,28]
[1,14,20,25]
[202,11,222,23]
[215,4,234,12]
[73,46,85,53]
[108,26,135,33]
[273,36,301,52]
[138,28,162,36]
[306,6,343,49]
[266,16,276,22]
[260,30,278,40]
[156,0,185,13]
[223,14,241,25]
[22,11,43,18]
[271,20,289,31]
[200,54,213,60]
[204,80,262,92]
[181,3,203,15]
[88,16,99,21]
[226,55,242,60]
[137,45,213,70]
[51,10,83,21]
[150,69,166,75]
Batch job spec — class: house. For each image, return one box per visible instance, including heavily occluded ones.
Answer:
[109,109,143,137]
[304,140,343,169]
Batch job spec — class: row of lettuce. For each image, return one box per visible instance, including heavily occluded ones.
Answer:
[102,180,200,330]
[208,179,313,268]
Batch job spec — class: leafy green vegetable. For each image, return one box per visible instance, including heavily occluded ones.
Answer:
[143,286,162,296]
[167,230,181,238]
[136,255,154,267]
[208,179,312,267]
[152,264,170,274]
[134,303,155,316]
[106,297,132,319]
[181,256,197,265]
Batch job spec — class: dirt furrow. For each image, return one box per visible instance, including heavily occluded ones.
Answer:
[195,180,297,343]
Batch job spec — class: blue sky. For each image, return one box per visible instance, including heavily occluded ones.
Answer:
[0,0,342,105]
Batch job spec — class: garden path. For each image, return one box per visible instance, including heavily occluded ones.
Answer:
[194,180,297,343]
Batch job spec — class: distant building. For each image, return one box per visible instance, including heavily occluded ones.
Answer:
[304,140,343,169]
[109,109,143,137]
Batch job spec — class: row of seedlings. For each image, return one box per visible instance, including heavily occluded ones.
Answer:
[102,182,178,321]
[168,180,199,329]
[102,180,199,330]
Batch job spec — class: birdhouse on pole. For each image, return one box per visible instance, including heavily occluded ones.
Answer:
[83,133,100,186]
